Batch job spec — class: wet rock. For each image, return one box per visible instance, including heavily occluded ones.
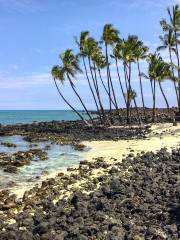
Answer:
[79,160,89,165]
[41,170,49,175]
[0,142,17,148]
[67,167,75,172]
[44,145,51,150]
[73,144,85,151]
[3,165,18,173]
[0,148,48,173]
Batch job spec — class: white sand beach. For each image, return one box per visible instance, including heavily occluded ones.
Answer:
[83,123,180,162]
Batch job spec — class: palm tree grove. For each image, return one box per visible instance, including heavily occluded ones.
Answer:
[52,4,180,126]
[1,2,180,240]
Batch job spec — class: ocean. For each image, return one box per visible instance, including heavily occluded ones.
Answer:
[0,110,93,125]
[0,110,91,192]
[0,135,88,191]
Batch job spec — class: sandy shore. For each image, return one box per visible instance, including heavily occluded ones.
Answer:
[2,123,180,238]
[83,123,180,162]
[11,123,180,198]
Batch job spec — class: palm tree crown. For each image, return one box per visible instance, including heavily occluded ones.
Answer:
[59,49,81,80]
[51,65,64,82]
[79,31,89,53]
[134,41,149,61]
[160,5,180,32]
[147,53,172,81]
[157,29,176,52]
[92,51,106,69]
[102,24,120,45]
[84,37,99,58]
[117,36,137,64]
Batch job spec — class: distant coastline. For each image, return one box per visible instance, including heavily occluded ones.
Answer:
[0,110,96,125]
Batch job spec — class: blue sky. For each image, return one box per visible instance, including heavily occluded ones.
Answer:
[0,0,179,110]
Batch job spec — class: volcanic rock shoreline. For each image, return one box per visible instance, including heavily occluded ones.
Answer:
[0,108,177,143]
[0,108,178,175]
[0,108,177,174]
[0,109,152,174]
[0,149,48,174]
[0,108,179,239]
[0,147,179,239]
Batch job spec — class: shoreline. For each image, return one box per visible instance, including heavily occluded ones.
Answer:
[10,122,180,198]
[0,122,180,239]
[83,123,180,161]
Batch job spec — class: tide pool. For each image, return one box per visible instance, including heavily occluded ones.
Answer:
[0,135,88,191]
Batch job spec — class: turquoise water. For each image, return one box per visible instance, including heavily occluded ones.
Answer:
[0,111,91,192]
[0,110,93,125]
[0,135,88,190]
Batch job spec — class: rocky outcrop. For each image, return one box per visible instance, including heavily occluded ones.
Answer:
[0,148,179,239]
[0,149,47,173]
[0,142,17,148]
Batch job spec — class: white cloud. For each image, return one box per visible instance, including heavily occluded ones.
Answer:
[0,72,51,89]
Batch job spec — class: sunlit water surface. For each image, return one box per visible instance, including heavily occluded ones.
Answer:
[0,135,88,190]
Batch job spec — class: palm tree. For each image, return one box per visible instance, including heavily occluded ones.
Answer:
[88,43,108,124]
[92,51,117,109]
[157,29,179,104]
[58,49,94,124]
[133,37,149,119]
[155,58,172,112]
[160,4,180,114]
[128,89,141,125]
[142,54,157,122]
[84,36,107,124]
[75,32,101,121]
[102,24,121,121]
[118,36,140,124]
[51,66,85,122]
[111,43,127,106]
[143,53,172,122]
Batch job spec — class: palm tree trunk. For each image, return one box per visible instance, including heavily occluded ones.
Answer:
[93,62,108,124]
[137,60,146,120]
[115,58,127,106]
[150,80,154,98]
[158,81,170,111]
[123,63,129,92]
[106,43,122,122]
[174,31,180,115]
[125,62,138,123]
[108,65,123,119]
[169,48,179,105]
[67,75,94,124]
[82,57,102,122]
[150,80,154,121]
[133,98,141,125]
[53,78,85,122]
[98,69,116,108]
[152,79,156,122]
[130,104,132,126]
[126,63,131,124]
[127,63,141,125]
[88,58,103,124]
[105,43,112,115]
